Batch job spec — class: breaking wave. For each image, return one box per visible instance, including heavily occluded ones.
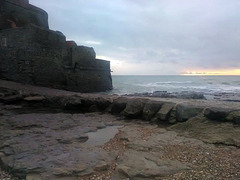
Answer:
[110,75,240,95]
[136,81,193,87]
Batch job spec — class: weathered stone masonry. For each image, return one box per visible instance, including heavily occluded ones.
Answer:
[0,0,113,92]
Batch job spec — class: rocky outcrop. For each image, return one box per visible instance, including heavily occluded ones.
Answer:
[176,104,203,122]
[153,103,175,122]
[204,108,232,122]
[0,0,112,93]
[169,116,240,147]
[1,81,240,126]
[115,150,189,179]
[0,112,118,179]
[123,99,146,118]
[110,97,127,114]
[143,101,163,121]
[0,81,240,179]
[226,111,240,124]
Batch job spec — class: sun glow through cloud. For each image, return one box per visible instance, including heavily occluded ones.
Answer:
[30,0,240,75]
[183,69,240,76]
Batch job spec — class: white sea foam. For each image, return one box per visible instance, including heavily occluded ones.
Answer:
[111,75,240,95]
[135,81,193,87]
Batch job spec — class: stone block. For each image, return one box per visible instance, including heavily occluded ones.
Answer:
[176,104,203,122]
[155,103,175,121]
[226,111,240,124]
[111,97,128,114]
[204,108,231,122]
[124,99,145,118]
[143,101,163,121]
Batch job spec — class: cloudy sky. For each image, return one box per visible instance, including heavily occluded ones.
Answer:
[30,0,240,75]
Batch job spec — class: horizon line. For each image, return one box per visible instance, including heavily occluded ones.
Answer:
[111,74,240,76]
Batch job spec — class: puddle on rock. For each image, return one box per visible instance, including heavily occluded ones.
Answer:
[85,126,123,146]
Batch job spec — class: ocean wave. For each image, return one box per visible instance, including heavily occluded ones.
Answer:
[221,82,230,85]
[136,81,193,87]
[132,83,240,94]
[232,81,240,85]
[111,76,240,95]
[156,81,193,84]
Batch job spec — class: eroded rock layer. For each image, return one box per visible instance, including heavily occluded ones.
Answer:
[0,80,240,179]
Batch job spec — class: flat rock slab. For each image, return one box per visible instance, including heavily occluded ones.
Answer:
[115,150,189,179]
[0,111,122,179]
[1,107,240,179]
[1,80,240,125]
[112,123,240,180]
[169,116,240,147]
[1,79,240,110]
[0,80,240,179]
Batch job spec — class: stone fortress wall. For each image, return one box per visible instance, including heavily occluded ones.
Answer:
[0,0,112,92]
[0,0,49,29]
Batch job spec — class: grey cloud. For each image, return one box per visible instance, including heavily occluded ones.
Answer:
[30,0,240,74]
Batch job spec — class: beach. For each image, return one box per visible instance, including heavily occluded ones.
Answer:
[0,80,239,179]
[1,0,240,179]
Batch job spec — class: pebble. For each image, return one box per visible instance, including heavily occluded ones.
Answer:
[0,169,16,180]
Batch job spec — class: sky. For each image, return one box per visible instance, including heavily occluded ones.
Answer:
[30,0,240,75]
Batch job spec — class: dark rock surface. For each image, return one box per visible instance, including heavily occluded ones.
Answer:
[204,107,232,122]
[1,104,239,179]
[143,101,162,121]
[110,97,127,114]
[226,111,240,124]
[1,79,240,125]
[152,103,175,122]
[176,104,203,122]
[113,124,240,179]
[0,80,240,179]
[169,115,240,147]
[0,110,122,179]
[115,150,189,179]
[123,99,145,118]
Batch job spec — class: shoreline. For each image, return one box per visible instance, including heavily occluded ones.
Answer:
[122,91,240,102]
[0,79,240,179]
[110,75,240,102]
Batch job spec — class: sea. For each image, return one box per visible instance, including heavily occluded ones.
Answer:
[110,75,240,96]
